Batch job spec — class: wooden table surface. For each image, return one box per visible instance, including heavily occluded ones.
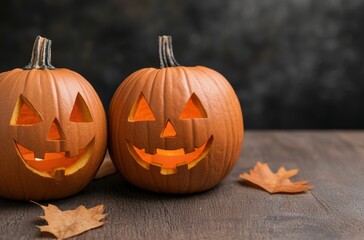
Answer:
[1,131,364,240]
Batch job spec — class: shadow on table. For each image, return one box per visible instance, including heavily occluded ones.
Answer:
[84,173,223,201]
[0,173,222,207]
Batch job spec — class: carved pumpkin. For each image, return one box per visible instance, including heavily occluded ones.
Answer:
[0,36,107,200]
[109,36,243,193]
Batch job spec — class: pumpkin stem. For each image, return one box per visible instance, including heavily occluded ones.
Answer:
[159,35,180,68]
[24,35,55,70]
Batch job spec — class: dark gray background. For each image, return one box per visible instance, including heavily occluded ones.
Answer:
[0,0,363,129]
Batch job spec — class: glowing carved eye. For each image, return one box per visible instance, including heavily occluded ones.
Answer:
[11,95,42,125]
[128,93,156,122]
[70,93,93,122]
[179,93,207,119]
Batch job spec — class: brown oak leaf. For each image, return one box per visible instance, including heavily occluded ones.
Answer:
[33,202,107,239]
[240,162,314,193]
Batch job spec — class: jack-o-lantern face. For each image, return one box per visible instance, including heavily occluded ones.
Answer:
[109,36,243,194]
[126,93,213,175]
[11,93,95,179]
[109,66,243,194]
[0,36,107,200]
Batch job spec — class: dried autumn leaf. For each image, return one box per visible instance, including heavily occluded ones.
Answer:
[33,202,107,239]
[240,162,314,193]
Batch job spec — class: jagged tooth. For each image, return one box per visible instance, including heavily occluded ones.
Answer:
[66,148,79,158]
[183,147,187,154]
[176,162,188,171]
[149,163,162,175]
[53,168,65,181]
[145,146,156,155]
[150,162,178,175]
[34,151,45,160]
[160,167,177,175]
[136,146,147,154]
[184,146,195,154]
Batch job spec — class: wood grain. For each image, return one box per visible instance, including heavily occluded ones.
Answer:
[1,131,364,239]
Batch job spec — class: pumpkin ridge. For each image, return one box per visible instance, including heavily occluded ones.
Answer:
[184,67,213,188]
[196,66,243,182]
[178,66,207,192]
[45,69,61,122]
[113,68,156,182]
[143,68,165,190]
[193,66,233,184]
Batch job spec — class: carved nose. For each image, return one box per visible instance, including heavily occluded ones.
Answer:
[161,120,177,138]
[47,118,65,140]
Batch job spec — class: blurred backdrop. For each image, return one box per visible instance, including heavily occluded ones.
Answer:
[0,0,363,129]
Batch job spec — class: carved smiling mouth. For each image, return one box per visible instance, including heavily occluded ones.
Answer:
[127,136,213,175]
[14,138,94,179]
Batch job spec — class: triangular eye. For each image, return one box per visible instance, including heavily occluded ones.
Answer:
[70,93,93,122]
[11,95,42,125]
[128,93,155,122]
[179,93,207,119]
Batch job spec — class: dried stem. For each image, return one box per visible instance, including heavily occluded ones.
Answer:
[24,35,55,70]
[159,35,180,68]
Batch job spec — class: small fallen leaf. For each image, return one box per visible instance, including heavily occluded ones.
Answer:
[33,202,107,239]
[240,162,314,193]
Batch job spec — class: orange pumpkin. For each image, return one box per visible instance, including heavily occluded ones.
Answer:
[109,36,243,193]
[0,36,107,200]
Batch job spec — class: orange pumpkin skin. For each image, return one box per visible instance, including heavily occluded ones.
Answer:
[109,36,243,194]
[0,36,107,200]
